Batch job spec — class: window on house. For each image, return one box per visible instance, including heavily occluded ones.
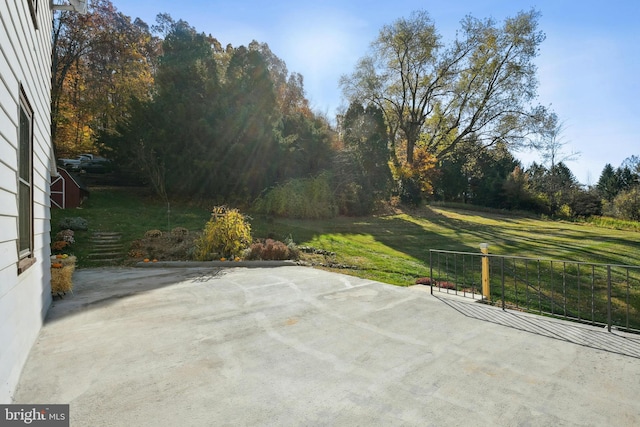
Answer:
[27,0,39,29]
[18,89,34,273]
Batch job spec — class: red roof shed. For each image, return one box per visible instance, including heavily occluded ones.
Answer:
[50,168,90,209]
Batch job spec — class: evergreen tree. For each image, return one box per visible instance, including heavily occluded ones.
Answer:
[220,46,279,200]
[336,102,391,214]
[597,164,619,202]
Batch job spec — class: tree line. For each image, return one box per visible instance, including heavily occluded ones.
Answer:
[52,2,639,220]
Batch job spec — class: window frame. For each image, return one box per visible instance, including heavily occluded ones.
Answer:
[27,0,39,29]
[17,88,35,274]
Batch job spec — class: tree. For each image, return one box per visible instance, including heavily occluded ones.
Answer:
[433,137,482,203]
[341,11,441,165]
[612,188,640,221]
[103,18,221,199]
[51,4,94,152]
[596,162,638,202]
[621,155,640,177]
[529,111,579,209]
[526,161,578,214]
[153,19,222,197]
[247,41,310,116]
[432,136,519,208]
[335,102,392,214]
[596,164,618,202]
[51,0,159,156]
[502,166,538,211]
[277,112,335,182]
[218,46,280,200]
[530,112,578,171]
[101,16,333,204]
[569,188,602,218]
[340,9,545,165]
[615,166,638,193]
[471,142,521,208]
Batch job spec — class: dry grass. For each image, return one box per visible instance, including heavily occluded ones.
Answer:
[127,233,198,263]
[50,255,76,294]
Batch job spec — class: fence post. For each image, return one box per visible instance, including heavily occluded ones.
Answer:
[607,265,612,332]
[480,243,490,301]
[501,257,505,310]
[429,250,433,295]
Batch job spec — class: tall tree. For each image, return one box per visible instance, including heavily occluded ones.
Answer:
[597,164,621,202]
[621,155,640,177]
[219,46,280,199]
[502,166,536,211]
[159,20,221,196]
[530,111,579,171]
[247,41,310,116]
[51,3,93,152]
[51,0,159,156]
[465,140,520,208]
[102,17,331,203]
[530,111,579,210]
[527,161,578,213]
[335,102,391,214]
[278,111,335,182]
[103,18,220,199]
[340,9,545,165]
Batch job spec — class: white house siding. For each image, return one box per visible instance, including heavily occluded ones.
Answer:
[0,0,54,403]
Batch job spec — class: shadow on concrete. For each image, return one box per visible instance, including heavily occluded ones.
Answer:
[434,293,640,359]
[47,268,229,324]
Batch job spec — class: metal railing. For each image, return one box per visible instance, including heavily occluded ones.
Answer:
[428,249,640,334]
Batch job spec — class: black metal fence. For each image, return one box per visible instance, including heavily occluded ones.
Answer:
[428,249,640,334]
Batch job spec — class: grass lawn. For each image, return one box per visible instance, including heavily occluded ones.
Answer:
[51,187,212,267]
[255,206,640,285]
[52,188,640,287]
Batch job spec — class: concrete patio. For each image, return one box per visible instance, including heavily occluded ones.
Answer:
[13,266,640,426]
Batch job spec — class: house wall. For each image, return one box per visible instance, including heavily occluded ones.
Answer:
[0,0,54,403]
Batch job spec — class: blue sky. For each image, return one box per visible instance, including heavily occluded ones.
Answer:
[113,0,639,185]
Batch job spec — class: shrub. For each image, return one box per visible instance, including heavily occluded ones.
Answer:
[253,172,337,219]
[584,216,640,232]
[246,239,298,261]
[194,207,252,260]
[144,229,163,238]
[58,217,88,231]
[171,227,189,238]
[611,188,640,221]
[334,181,372,217]
[56,229,75,244]
[51,240,69,252]
[569,189,602,217]
[557,204,572,219]
[128,229,197,262]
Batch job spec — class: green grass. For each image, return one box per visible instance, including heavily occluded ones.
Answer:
[51,187,211,266]
[581,216,640,232]
[255,207,640,285]
[53,188,640,283]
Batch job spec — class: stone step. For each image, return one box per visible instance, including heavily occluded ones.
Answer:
[87,231,125,265]
[92,232,122,237]
[90,249,124,255]
[89,258,122,264]
[91,237,122,243]
[91,243,124,250]
[91,232,122,238]
[87,252,124,259]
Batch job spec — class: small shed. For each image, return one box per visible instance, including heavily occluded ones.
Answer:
[51,167,90,209]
